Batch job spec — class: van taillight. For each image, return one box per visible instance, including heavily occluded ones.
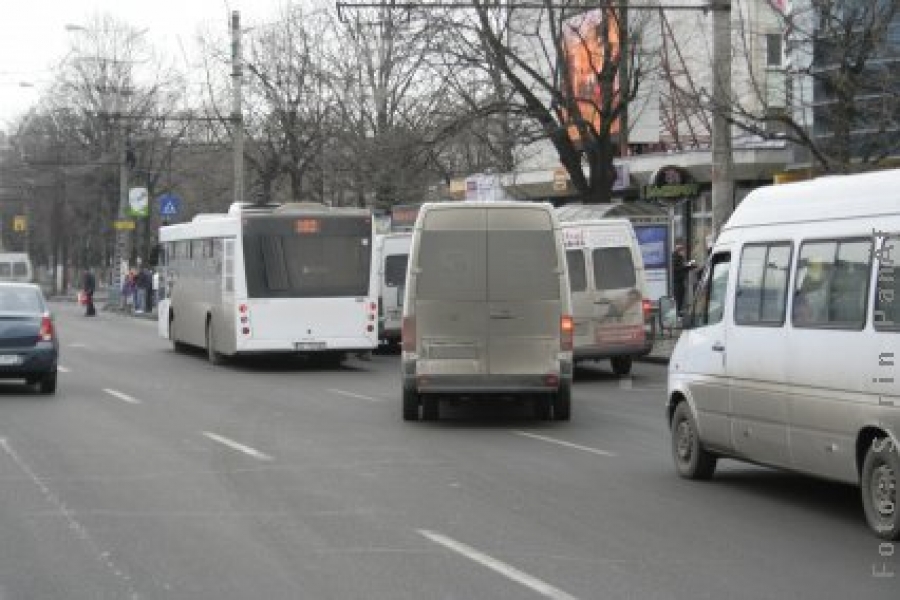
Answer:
[642,299,652,322]
[238,303,251,336]
[39,316,54,342]
[402,316,415,352]
[560,315,573,352]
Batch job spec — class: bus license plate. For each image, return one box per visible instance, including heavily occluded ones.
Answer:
[295,342,326,351]
[0,355,22,366]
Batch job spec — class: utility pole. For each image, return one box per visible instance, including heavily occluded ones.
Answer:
[710,0,733,240]
[231,10,245,206]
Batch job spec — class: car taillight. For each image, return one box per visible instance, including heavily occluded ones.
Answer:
[39,316,54,342]
[402,316,416,352]
[560,315,573,352]
[367,301,377,332]
[642,299,652,322]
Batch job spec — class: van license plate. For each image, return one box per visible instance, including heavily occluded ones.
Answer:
[0,355,22,366]
[295,342,326,351]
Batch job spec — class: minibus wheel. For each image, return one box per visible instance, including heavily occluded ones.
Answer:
[402,387,420,421]
[553,383,571,421]
[421,394,439,421]
[611,356,632,376]
[671,402,716,480]
[861,437,900,541]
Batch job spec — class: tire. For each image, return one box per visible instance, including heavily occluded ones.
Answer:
[206,321,225,365]
[534,395,552,421]
[38,371,57,395]
[671,402,716,480]
[402,386,420,421]
[170,315,187,353]
[861,436,900,541]
[611,356,633,376]
[553,382,571,421]
[421,394,439,421]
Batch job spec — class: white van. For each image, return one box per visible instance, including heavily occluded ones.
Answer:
[376,232,412,347]
[0,253,33,284]
[560,218,653,375]
[667,170,900,540]
[401,201,574,421]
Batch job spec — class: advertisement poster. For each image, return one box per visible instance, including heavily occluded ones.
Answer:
[634,224,669,301]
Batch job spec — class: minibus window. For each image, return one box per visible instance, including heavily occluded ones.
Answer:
[384,254,408,288]
[735,243,791,326]
[692,253,731,328]
[417,231,487,302]
[12,262,28,278]
[566,250,587,292]
[874,234,899,331]
[793,239,871,329]
[489,231,560,301]
[593,247,636,290]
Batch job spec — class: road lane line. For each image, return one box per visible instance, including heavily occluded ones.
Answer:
[57,366,71,373]
[68,343,89,348]
[418,529,579,600]
[514,432,617,457]
[327,388,382,402]
[202,431,273,461]
[102,388,141,405]
[0,437,140,598]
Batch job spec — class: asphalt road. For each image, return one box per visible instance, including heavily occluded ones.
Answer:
[0,303,895,600]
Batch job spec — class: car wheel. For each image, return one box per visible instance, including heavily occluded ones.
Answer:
[861,437,900,541]
[402,386,420,421]
[38,371,57,395]
[421,394,439,421]
[611,356,633,376]
[553,382,571,421]
[206,321,225,365]
[671,402,716,480]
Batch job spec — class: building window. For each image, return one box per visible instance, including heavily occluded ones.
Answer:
[766,33,783,67]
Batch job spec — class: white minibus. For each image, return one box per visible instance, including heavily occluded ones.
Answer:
[158,202,378,365]
[375,232,412,347]
[0,253,33,283]
[559,218,653,375]
[667,170,900,540]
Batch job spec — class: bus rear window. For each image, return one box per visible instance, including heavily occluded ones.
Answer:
[243,216,372,298]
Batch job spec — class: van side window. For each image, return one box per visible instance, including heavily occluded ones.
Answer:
[566,250,587,293]
[384,254,408,288]
[593,247,636,290]
[735,242,791,326]
[874,234,899,332]
[692,252,731,327]
[792,239,871,330]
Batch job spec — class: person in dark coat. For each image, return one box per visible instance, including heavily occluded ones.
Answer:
[82,269,97,317]
[672,240,696,316]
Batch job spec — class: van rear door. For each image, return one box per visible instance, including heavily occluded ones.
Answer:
[414,208,489,376]
[589,232,645,350]
[486,207,562,376]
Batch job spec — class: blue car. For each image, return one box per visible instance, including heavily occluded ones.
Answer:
[0,283,58,394]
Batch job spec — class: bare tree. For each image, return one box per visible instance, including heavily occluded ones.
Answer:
[684,0,900,173]
[436,1,657,203]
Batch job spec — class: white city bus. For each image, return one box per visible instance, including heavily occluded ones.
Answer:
[157,202,378,365]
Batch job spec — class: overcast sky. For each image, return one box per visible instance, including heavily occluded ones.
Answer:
[0,0,297,130]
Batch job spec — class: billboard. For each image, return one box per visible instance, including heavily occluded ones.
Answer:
[562,9,620,144]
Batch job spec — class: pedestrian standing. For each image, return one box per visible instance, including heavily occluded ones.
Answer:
[672,240,697,316]
[81,269,97,317]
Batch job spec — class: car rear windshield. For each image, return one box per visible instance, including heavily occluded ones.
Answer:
[243,214,372,298]
[593,247,637,290]
[0,288,43,313]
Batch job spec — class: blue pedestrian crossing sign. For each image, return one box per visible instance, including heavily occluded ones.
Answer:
[158,193,182,217]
